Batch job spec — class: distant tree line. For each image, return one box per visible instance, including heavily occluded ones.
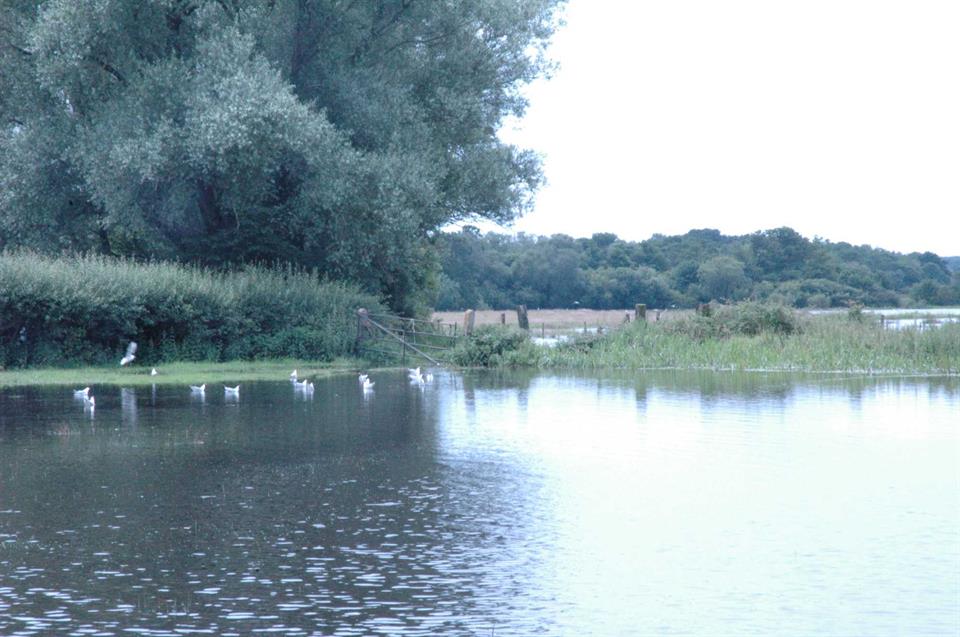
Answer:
[434,227,960,310]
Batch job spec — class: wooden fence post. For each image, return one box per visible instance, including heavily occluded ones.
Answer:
[635,303,646,321]
[517,305,529,330]
[464,309,476,336]
[500,312,506,325]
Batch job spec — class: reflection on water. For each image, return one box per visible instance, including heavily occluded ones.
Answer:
[0,371,957,636]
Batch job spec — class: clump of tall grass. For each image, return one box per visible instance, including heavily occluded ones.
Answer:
[664,302,800,340]
[0,251,382,368]
[490,303,959,374]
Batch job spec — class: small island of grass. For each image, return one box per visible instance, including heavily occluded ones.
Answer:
[451,304,960,376]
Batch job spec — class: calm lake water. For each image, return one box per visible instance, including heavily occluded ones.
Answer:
[0,371,957,636]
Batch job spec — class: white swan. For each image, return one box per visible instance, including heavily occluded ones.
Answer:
[190,384,205,394]
[73,386,90,398]
[83,394,95,409]
[224,385,240,396]
[358,373,369,383]
[290,369,298,381]
[120,341,137,366]
[362,377,375,391]
[151,368,158,376]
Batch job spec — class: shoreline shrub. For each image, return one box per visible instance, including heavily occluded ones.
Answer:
[0,251,381,368]
[451,326,530,367]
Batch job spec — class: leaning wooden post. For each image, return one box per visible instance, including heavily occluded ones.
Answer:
[635,303,646,322]
[355,308,369,354]
[464,309,476,336]
[517,305,529,330]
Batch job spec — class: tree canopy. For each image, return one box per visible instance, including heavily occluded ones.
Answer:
[0,0,564,312]
[434,228,960,310]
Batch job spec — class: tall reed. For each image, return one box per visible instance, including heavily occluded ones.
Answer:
[0,251,381,367]
[507,307,960,375]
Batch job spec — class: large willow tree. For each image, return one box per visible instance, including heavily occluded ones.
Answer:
[0,0,562,312]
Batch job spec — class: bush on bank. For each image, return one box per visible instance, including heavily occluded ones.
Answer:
[0,251,382,368]
[450,326,533,367]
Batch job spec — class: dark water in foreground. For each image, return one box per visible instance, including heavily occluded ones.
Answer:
[0,371,957,636]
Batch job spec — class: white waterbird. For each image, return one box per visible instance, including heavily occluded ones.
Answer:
[73,386,91,398]
[120,341,137,366]
[358,373,369,383]
[224,385,240,396]
[151,368,158,376]
[290,369,298,381]
[190,384,206,394]
[83,394,95,409]
[362,377,375,391]
[294,378,314,392]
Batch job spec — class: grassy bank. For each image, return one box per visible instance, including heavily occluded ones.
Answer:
[0,252,382,368]
[458,305,960,375]
[0,358,368,388]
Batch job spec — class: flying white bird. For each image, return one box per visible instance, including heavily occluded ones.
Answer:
[73,386,90,398]
[120,341,137,366]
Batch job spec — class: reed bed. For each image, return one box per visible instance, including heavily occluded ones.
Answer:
[0,251,381,368]
[498,308,960,375]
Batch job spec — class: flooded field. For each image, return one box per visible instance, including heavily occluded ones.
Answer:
[0,371,957,635]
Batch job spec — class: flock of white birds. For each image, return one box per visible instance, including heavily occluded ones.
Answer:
[70,343,436,414]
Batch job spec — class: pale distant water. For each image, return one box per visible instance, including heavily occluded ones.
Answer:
[0,371,956,636]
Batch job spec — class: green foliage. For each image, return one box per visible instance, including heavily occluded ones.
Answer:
[0,251,381,368]
[697,255,747,301]
[434,227,958,311]
[665,303,799,341]
[512,309,960,375]
[451,326,530,367]
[0,0,565,313]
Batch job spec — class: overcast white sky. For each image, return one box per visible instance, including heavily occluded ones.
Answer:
[492,0,960,256]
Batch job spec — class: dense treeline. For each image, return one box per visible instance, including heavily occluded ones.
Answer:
[0,0,563,314]
[0,252,380,368]
[435,227,960,310]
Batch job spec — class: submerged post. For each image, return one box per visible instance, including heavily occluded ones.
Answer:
[517,305,529,330]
